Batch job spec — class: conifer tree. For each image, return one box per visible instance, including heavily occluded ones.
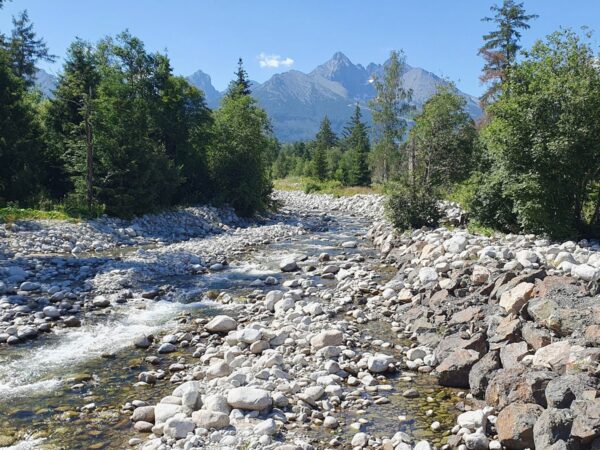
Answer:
[343,104,370,186]
[226,57,251,98]
[312,116,337,181]
[479,0,537,106]
[6,10,55,87]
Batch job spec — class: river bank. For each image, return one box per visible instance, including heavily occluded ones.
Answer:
[1,190,599,449]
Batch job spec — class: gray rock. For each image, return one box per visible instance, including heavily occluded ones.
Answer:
[279,258,298,272]
[154,403,183,424]
[191,410,230,430]
[546,374,598,409]
[131,406,155,423]
[163,416,195,439]
[533,408,573,449]
[571,399,600,444]
[469,351,501,398]
[436,348,480,388]
[226,387,272,411]
[157,343,176,354]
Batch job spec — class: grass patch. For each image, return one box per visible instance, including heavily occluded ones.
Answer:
[467,220,498,237]
[273,177,382,197]
[0,207,75,224]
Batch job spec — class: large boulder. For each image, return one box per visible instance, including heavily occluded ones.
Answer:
[469,350,501,398]
[545,373,598,409]
[205,315,237,333]
[571,399,600,444]
[499,282,534,314]
[226,387,272,411]
[436,348,480,388]
[485,368,555,409]
[533,408,573,449]
[527,277,598,337]
[163,416,195,439]
[191,410,230,430]
[496,403,544,450]
[532,341,570,373]
[499,341,529,369]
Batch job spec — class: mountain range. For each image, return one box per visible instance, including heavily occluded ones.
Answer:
[35,52,482,142]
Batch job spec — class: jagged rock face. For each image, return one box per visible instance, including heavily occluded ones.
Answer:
[182,52,482,142]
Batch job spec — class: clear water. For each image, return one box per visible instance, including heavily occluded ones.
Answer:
[0,214,458,449]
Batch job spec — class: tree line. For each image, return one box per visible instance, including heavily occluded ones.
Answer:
[275,0,600,240]
[0,7,274,217]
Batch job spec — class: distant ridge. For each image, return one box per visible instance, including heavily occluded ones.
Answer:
[34,52,483,142]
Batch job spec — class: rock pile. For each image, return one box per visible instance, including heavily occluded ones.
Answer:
[369,219,600,449]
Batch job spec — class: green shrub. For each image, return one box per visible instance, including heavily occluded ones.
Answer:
[469,171,518,233]
[385,186,441,230]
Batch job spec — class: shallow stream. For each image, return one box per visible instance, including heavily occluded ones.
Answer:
[0,213,459,449]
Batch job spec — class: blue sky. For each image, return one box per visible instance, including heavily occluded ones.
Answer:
[1,0,599,95]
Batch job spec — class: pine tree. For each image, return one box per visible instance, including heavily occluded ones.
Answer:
[369,50,412,183]
[479,0,537,106]
[343,104,371,186]
[6,10,55,87]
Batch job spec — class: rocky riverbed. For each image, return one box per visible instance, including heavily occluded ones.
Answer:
[1,190,599,450]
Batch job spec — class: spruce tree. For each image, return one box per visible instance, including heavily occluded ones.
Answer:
[226,57,251,98]
[479,0,537,106]
[6,10,55,87]
[312,116,337,181]
[343,104,370,186]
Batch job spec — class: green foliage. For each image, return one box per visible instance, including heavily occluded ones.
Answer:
[208,90,273,216]
[444,172,483,211]
[369,50,413,183]
[343,104,371,186]
[0,48,45,205]
[385,185,441,230]
[408,85,477,188]
[5,10,56,88]
[477,29,600,238]
[470,169,518,233]
[479,0,538,105]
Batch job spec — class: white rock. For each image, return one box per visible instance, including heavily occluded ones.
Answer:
[163,416,195,439]
[154,403,183,424]
[351,432,368,447]
[572,263,600,282]
[254,418,277,435]
[205,315,237,333]
[444,235,467,254]
[418,267,438,284]
[367,354,394,373]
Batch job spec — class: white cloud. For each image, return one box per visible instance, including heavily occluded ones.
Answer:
[258,52,294,69]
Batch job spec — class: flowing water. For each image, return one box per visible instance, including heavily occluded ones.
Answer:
[0,214,459,449]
